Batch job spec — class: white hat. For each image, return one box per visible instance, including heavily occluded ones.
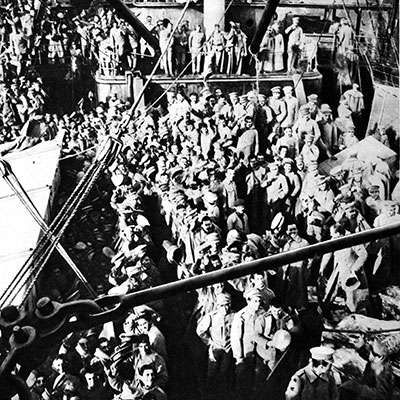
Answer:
[310,346,335,360]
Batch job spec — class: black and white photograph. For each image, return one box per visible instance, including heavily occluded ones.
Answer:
[0,0,399,398]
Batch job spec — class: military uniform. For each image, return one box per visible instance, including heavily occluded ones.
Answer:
[285,363,338,400]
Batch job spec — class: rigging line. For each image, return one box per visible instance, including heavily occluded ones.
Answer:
[0,160,102,305]
[7,162,104,306]
[59,145,97,161]
[9,135,120,303]
[116,0,192,137]
[2,169,97,299]
[17,158,108,306]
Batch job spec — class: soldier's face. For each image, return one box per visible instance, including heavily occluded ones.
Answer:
[218,303,230,316]
[248,296,261,312]
[141,369,155,389]
[252,274,264,289]
[388,205,397,217]
[312,359,332,376]
[136,318,150,334]
[271,306,282,319]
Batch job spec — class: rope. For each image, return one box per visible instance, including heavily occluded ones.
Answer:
[0,151,105,306]
[59,145,97,161]
[2,169,97,299]
[17,158,108,305]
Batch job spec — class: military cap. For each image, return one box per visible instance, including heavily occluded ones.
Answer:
[300,104,310,114]
[320,104,332,114]
[283,86,293,93]
[271,86,281,93]
[204,191,218,204]
[229,92,238,98]
[283,157,294,165]
[200,88,212,99]
[307,94,318,102]
[226,229,245,246]
[367,184,380,192]
[247,90,257,99]
[234,198,245,207]
[243,288,263,300]
[258,94,266,101]
[329,165,342,176]
[239,94,248,102]
[310,346,335,360]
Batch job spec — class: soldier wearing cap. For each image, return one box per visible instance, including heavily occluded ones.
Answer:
[292,104,321,150]
[227,198,250,234]
[209,24,226,73]
[285,346,338,400]
[222,167,239,215]
[196,292,235,398]
[231,288,267,400]
[300,132,320,166]
[236,115,259,165]
[328,166,347,196]
[277,222,310,310]
[263,162,289,227]
[285,16,304,72]
[281,86,299,129]
[256,93,274,151]
[365,183,383,224]
[254,298,294,370]
[189,24,205,74]
[259,25,275,73]
[283,157,302,214]
[229,92,246,123]
[340,120,359,150]
[314,174,335,214]
[306,94,321,121]
[336,17,354,64]
[340,200,371,235]
[276,126,300,159]
[267,86,287,138]
[318,103,339,157]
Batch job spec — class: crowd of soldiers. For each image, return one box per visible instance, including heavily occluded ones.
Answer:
[0,0,361,84]
[21,74,399,400]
